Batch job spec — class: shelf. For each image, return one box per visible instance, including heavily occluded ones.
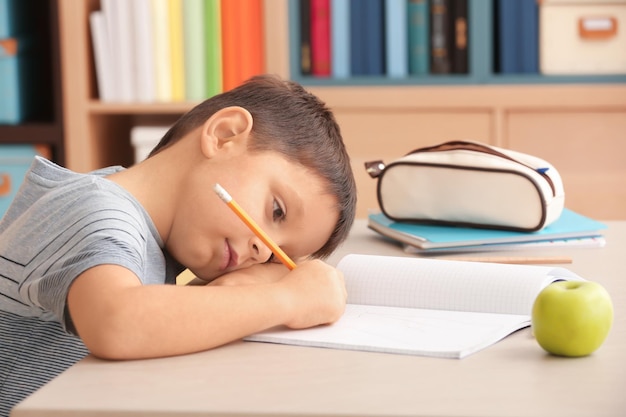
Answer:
[306,83,626,109]
[288,0,626,86]
[56,0,626,219]
[88,100,197,115]
[0,124,63,144]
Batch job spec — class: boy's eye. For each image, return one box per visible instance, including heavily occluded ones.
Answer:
[272,199,286,222]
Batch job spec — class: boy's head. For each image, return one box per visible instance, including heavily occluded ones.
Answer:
[150,75,357,259]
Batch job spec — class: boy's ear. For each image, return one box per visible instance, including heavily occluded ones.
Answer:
[199,106,253,158]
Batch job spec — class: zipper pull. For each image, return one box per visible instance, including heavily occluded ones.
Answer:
[365,160,386,178]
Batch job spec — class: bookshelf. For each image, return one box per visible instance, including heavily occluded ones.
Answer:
[0,0,65,165]
[289,0,626,86]
[57,0,626,219]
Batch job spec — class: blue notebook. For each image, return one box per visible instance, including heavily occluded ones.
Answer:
[368,209,607,250]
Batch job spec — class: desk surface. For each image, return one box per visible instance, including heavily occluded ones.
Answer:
[12,221,626,417]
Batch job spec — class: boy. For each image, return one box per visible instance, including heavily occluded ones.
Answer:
[0,75,357,414]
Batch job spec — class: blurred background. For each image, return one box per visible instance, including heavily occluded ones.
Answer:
[1,0,625,220]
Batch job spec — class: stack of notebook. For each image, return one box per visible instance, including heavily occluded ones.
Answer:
[367,208,607,254]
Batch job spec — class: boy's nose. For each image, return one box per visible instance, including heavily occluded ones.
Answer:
[250,237,272,264]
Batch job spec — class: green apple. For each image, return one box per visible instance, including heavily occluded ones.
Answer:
[531,281,613,357]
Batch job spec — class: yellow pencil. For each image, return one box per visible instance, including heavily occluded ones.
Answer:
[213,183,297,270]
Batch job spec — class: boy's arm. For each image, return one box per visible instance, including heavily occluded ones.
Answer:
[66,260,346,360]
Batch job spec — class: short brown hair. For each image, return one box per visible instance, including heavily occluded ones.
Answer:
[149,75,356,258]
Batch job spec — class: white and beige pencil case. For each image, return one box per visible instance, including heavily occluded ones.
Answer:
[365,140,565,232]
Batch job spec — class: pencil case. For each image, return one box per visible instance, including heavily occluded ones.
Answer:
[365,141,565,232]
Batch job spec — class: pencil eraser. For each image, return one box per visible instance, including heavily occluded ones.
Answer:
[213,183,232,203]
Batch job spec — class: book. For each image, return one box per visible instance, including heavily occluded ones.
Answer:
[518,0,538,74]
[367,208,607,251]
[0,0,29,38]
[246,254,583,359]
[496,0,517,74]
[408,0,429,75]
[183,0,205,101]
[102,0,135,102]
[168,0,185,101]
[430,0,451,74]
[402,235,606,255]
[204,0,222,98]
[330,0,350,79]
[221,0,264,91]
[151,0,172,102]
[450,0,468,74]
[350,0,385,76]
[496,0,538,74]
[310,0,331,77]
[131,0,156,102]
[239,0,264,86]
[385,0,408,78]
[89,11,116,102]
[299,0,312,76]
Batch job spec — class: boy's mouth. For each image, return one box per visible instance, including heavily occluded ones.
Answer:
[221,240,239,271]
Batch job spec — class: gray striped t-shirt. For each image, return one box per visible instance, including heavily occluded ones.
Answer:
[0,157,182,415]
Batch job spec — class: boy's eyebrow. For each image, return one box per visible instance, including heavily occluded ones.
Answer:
[213,183,297,270]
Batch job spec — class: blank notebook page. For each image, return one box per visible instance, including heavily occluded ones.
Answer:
[338,254,582,316]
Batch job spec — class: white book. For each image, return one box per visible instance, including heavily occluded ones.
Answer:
[102,0,135,102]
[131,0,156,102]
[89,11,116,102]
[245,254,583,359]
[151,0,172,102]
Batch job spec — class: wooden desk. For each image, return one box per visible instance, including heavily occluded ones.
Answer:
[12,221,626,417]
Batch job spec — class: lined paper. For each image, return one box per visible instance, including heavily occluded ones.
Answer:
[245,254,583,358]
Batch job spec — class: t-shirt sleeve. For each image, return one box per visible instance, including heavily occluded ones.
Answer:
[13,192,154,332]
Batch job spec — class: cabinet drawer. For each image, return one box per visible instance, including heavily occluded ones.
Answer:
[506,111,626,219]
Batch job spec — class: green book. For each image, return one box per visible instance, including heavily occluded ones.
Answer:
[204,0,222,98]
[183,0,206,101]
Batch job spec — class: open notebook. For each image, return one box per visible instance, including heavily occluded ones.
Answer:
[245,254,583,359]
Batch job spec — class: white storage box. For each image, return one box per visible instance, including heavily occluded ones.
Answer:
[130,126,170,163]
[540,0,626,74]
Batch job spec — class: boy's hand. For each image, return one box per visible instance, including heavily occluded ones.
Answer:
[278,259,347,330]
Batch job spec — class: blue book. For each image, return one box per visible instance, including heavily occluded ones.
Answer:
[350,0,384,76]
[497,0,518,74]
[0,0,29,38]
[408,0,429,75]
[368,208,607,251]
[349,0,365,75]
[331,0,350,79]
[385,0,408,78]
[518,0,539,73]
[363,0,385,75]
